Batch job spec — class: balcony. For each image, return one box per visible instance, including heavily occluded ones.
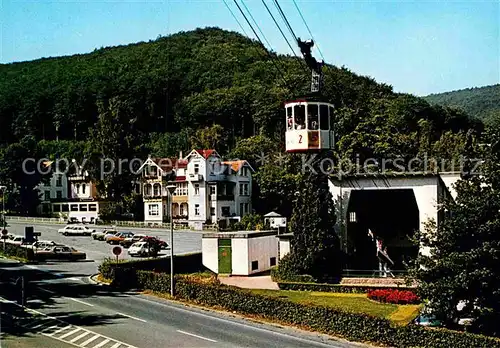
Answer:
[187,173,203,181]
[68,175,86,181]
[217,195,235,201]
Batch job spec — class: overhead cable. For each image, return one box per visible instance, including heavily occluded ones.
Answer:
[292,0,325,61]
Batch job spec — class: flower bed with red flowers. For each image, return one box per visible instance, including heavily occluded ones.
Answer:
[367,289,420,304]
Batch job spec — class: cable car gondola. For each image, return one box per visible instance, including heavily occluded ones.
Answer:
[285,39,335,153]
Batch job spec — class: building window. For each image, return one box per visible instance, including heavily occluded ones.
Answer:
[44,191,50,201]
[195,204,200,216]
[194,163,199,174]
[153,184,160,196]
[221,206,230,217]
[244,203,249,214]
[53,204,61,212]
[240,203,243,215]
[251,261,258,271]
[210,207,215,216]
[349,212,356,222]
[70,204,78,212]
[270,257,276,267]
[56,175,62,187]
[180,204,185,216]
[89,204,97,212]
[149,204,159,216]
[61,204,69,212]
[79,204,87,211]
[56,191,62,199]
[76,184,80,193]
[210,185,216,195]
[239,183,249,196]
[82,184,86,194]
[194,184,200,195]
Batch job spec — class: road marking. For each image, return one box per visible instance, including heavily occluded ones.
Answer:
[59,328,81,339]
[39,288,56,294]
[176,330,217,342]
[70,331,89,343]
[116,312,147,322]
[109,343,121,348]
[92,338,110,348]
[79,334,99,347]
[70,298,94,307]
[47,325,72,336]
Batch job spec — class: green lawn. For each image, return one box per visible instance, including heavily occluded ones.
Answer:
[249,289,421,325]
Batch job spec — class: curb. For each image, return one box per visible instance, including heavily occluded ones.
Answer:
[88,274,111,286]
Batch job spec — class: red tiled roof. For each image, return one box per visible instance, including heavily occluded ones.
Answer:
[195,149,215,159]
[221,160,246,172]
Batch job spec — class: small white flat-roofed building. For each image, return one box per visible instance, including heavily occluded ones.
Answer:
[202,230,278,276]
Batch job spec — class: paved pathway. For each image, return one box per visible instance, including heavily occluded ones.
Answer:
[218,275,279,290]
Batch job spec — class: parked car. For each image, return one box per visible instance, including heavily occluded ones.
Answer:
[92,228,117,241]
[34,246,86,261]
[120,234,147,248]
[141,236,169,250]
[67,217,79,224]
[6,235,25,245]
[58,225,95,236]
[128,241,159,257]
[106,231,134,245]
[24,240,63,250]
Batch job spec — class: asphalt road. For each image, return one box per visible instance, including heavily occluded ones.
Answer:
[4,221,203,276]
[0,259,364,348]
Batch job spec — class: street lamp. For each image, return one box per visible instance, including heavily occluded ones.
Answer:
[166,184,176,296]
[0,186,6,229]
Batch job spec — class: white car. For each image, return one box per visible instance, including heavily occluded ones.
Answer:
[24,240,63,250]
[58,225,95,236]
[128,242,153,257]
[6,235,25,245]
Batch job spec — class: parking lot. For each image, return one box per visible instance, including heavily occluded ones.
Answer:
[3,221,203,276]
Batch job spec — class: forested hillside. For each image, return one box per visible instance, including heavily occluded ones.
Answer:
[424,84,500,121]
[0,27,483,216]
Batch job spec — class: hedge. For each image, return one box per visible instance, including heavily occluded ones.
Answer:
[0,243,34,261]
[135,270,500,348]
[98,252,204,286]
[277,281,415,293]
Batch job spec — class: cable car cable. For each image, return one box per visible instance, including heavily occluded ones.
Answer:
[273,0,298,42]
[231,0,288,85]
[292,0,325,61]
[240,0,273,50]
[261,0,298,59]
[222,0,250,37]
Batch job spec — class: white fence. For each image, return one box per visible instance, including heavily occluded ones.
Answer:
[5,216,219,231]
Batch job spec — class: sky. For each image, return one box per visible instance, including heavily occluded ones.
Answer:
[0,0,498,96]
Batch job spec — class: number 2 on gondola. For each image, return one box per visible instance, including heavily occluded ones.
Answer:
[298,135,302,143]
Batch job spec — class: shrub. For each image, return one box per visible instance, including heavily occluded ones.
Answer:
[135,270,500,348]
[98,252,204,285]
[368,289,421,304]
[270,256,317,283]
[0,244,35,261]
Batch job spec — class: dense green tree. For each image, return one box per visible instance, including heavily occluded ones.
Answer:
[409,133,500,337]
[279,172,341,282]
[85,97,145,200]
[189,124,227,152]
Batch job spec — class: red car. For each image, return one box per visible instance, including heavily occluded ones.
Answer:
[141,236,169,250]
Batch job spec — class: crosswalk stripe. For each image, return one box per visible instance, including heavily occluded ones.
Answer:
[92,338,110,348]
[40,324,61,333]
[47,325,72,336]
[109,342,121,348]
[70,331,90,343]
[80,334,100,347]
[59,327,81,339]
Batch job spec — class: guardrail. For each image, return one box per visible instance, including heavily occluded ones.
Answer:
[5,216,219,231]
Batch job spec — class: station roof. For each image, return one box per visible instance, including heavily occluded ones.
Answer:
[202,230,277,239]
[329,171,463,180]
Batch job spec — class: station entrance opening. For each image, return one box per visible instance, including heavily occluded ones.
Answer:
[345,189,419,272]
